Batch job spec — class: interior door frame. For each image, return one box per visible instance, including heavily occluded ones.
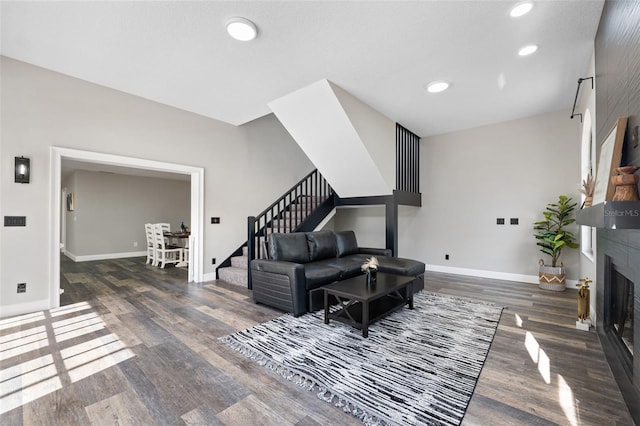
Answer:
[50,147,204,309]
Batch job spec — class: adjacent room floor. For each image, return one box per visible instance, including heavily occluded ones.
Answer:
[0,256,633,425]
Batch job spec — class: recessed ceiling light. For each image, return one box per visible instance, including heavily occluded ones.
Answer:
[518,44,538,56]
[426,81,450,93]
[510,2,533,18]
[226,17,257,41]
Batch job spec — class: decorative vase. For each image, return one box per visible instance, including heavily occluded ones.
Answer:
[538,260,566,291]
[366,269,377,288]
[612,166,640,201]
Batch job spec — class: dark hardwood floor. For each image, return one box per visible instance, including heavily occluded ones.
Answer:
[0,256,633,425]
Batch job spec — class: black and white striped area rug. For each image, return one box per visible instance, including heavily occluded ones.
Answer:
[220,292,503,426]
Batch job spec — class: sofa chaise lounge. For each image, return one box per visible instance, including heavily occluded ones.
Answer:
[251,230,425,316]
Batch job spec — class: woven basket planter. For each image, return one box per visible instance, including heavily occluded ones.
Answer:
[538,260,566,291]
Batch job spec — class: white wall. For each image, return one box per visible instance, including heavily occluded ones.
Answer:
[63,171,190,259]
[0,57,313,317]
[269,79,392,197]
[332,83,396,190]
[334,205,386,249]
[335,110,581,283]
[576,49,598,321]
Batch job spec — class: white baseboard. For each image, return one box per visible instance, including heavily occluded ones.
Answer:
[426,264,579,290]
[0,299,51,319]
[203,272,217,282]
[65,251,147,262]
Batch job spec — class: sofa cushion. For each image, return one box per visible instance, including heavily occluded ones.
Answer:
[307,230,338,262]
[376,257,425,276]
[335,230,359,257]
[323,256,367,279]
[304,264,342,290]
[269,233,310,263]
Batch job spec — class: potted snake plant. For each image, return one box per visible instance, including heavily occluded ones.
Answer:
[533,195,579,291]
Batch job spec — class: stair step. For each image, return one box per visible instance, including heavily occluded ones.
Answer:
[269,219,301,231]
[231,255,248,269]
[288,204,314,213]
[218,266,248,287]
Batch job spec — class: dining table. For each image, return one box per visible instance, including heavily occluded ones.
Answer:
[163,231,190,267]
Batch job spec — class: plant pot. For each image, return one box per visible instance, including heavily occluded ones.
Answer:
[538,260,566,291]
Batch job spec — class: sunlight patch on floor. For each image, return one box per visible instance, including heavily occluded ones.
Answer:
[522,322,579,425]
[61,334,134,383]
[0,354,61,414]
[0,312,46,331]
[0,326,49,361]
[558,374,578,426]
[0,302,135,414]
[514,313,523,327]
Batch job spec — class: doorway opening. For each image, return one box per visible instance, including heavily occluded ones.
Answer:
[50,147,204,310]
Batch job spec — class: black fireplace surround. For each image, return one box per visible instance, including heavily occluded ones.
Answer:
[597,229,640,421]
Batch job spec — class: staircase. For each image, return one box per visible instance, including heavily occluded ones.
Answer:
[217,199,317,287]
[216,170,334,288]
[217,246,249,286]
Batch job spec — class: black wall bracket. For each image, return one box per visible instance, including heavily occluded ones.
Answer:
[570,76,594,122]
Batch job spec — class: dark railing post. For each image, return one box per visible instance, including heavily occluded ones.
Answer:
[385,196,398,257]
[247,216,256,289]
[240,169,334,289]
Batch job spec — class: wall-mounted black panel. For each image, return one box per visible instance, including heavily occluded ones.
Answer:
[4,216,26,227]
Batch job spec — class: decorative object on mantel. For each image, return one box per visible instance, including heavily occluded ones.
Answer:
[361,256,378,287]
[576,277,592,331]
[612,166,640,201]
[592,117,627,205]
[581,172,595,208]
[534,195,579,291]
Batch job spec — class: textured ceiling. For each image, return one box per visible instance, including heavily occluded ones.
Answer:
[1,1,604,138]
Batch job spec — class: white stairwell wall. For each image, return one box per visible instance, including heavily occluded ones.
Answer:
[268,79,396,198]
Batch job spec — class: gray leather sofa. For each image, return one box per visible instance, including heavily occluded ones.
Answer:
[251,230,425,316]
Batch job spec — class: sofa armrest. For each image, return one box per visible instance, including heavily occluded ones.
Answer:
[252,259,305,277]
[358,247,393,257]
[251,259,307,316]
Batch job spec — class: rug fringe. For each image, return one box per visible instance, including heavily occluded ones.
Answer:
[219,335,388,425]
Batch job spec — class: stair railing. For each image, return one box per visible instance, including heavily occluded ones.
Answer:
[396,123,420,194]
[247,169,333,288]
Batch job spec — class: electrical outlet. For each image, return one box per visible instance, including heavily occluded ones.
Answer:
[510,218,519,225]
[212,258,216,264]
[133,241,138,247]
[211,217,220,224]
[17,283,26,293]
[445,254,449,260]
[497,218,505,225]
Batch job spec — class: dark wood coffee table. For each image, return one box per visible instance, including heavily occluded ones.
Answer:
[323,272,414,337]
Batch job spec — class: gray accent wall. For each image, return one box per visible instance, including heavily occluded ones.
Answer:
[62,171,190,258]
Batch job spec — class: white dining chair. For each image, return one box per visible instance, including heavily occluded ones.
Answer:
[145,223,156,265]
[152,223,183,268]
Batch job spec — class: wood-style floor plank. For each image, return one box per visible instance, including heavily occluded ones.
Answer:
[0,257,634,425]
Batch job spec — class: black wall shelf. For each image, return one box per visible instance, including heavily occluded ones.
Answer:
[576,201,640,229]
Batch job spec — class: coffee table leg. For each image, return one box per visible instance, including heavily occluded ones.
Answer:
[409,282,414,310]
[362,301,369,338]
[324,290,329,324]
